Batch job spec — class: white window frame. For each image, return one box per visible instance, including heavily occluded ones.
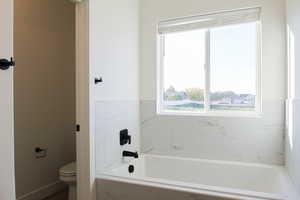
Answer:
[157,15,262,118]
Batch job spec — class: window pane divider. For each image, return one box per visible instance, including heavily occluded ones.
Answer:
[255,22,262,113]
[157,34,165,113]
[204,30,211,112]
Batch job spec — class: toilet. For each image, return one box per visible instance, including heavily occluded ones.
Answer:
[59,162,77,200]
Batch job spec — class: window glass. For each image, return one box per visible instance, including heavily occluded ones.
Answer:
[163,30,206,112]
[210,23,257,111]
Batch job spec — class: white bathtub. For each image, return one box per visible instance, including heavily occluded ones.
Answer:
[97,154,299,200]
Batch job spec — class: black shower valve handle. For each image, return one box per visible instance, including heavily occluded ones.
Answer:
[120,129,132,146]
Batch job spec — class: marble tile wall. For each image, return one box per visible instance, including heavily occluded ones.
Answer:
[141,100,285,165]
[95,100,140,173]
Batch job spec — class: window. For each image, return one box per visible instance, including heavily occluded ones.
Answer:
[157,8,261,116]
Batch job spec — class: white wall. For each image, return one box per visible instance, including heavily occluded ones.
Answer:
[140,0,286,165]
[91,0,140,173]
[14,0,76,198]
[286,0,300,193]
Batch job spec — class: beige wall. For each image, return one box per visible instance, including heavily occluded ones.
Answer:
[14,0,76,198]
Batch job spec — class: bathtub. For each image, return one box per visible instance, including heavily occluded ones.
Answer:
[97,154,299,200]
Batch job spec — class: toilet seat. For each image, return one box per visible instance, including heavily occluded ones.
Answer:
[60,162,76,177]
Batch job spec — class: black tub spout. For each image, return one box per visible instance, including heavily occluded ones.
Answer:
[122,151,138,158]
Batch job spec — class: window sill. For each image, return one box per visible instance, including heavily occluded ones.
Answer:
[157,110,263,118]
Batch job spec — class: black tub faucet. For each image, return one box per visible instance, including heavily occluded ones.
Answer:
[122,151,138,158]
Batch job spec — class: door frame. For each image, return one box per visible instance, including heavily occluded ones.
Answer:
[0,0,94,199]
[0,0,16,199]
[1,0,94,199]
[75,0,96,200]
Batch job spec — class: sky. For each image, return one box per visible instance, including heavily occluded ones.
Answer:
[163,22,257,95]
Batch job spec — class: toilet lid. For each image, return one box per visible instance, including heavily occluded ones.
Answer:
[60,162,76,176]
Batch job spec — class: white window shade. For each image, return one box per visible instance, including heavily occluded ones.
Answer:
[158,8,261,34]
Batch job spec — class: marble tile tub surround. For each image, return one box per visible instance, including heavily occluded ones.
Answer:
[95,100,140,173]
[141,100,285,165]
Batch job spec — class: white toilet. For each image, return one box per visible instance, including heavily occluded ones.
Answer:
[59,162,77,200]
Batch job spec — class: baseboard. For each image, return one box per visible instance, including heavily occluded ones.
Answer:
[17,181,67,200]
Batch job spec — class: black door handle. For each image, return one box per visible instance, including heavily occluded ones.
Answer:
[0,57,15,70]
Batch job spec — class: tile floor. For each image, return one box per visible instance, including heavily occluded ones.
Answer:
[43,190,68,200]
